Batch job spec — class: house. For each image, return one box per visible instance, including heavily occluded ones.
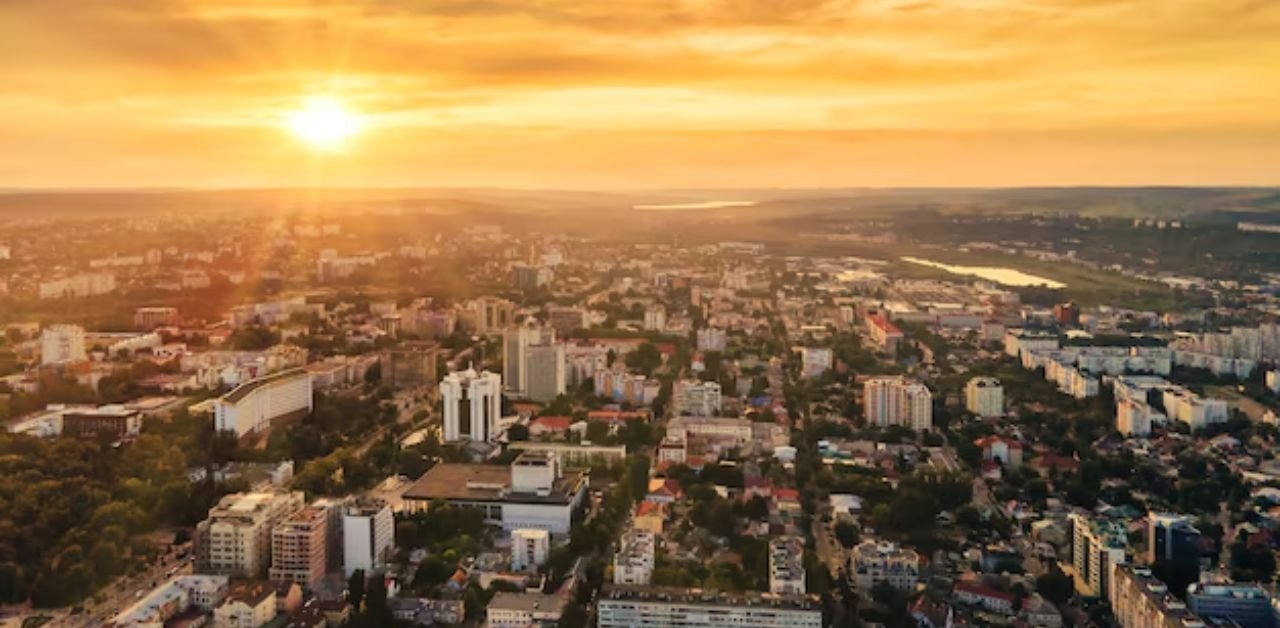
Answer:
[975,435,1023,468]
[312,600,352,627]
[953,581,1017,615]
[529,416,573,439]
[273,581,304,615]
[284,604,328,628]
[646,479,683,504]
[633,501,667,535]
[213,581,277,628]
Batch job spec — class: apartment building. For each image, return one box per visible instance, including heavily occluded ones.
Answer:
[612,527,655,586]
[597,585,822,628]
[850,540,919,591]
[673,379,723,417]
[269,507,328,592]
[965,377,1004,418]
[195,492,306,578]
[1070,513,1128,598]
[342,498,395,577]
[769,536,806,595]
[863,377,933,431]
[40,324,86,365]
[511,528,550,572]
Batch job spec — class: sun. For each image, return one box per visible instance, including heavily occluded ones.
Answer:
[285,96,362,150]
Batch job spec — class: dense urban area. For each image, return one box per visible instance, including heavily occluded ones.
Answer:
[3,189,1280,628]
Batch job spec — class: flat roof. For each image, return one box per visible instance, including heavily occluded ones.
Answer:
[600,584,819,611]
[402,463,587,505]
[220,367,309,404]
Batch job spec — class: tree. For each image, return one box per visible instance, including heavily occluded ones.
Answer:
[507,423,529,441]
[1036,564,1074,605]
[834,521,860,549]
[347,569,366,609]
[364,575,389,623]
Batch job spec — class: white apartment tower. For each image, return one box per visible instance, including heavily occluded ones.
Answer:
[40,324,86,365]
[964,377,1004,418]
[441,368,503,443]
[342,498,395,577]
[612,527,656,586]
[769,536,807,595]
[864,377,933,431]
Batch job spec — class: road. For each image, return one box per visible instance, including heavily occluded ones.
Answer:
[72,549,192,627]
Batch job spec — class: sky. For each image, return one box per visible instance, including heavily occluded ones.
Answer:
[0,0,1278,189]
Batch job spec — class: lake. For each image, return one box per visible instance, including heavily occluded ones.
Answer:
[901,256,1067,288]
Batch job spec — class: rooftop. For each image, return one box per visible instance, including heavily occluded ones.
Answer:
[601,584,819,611]
[402,463,586,505]
[219,367,310,405]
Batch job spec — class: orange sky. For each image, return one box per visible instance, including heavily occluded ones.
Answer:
[1,0,1278,188]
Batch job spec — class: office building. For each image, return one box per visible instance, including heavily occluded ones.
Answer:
[441,368,502,443]
[61,404,141,439]
[213,368,314,439]
[502,325,556,397]
[612,527,655,586]
[965,377,1004,418]
[525,342,566,403]
[1070,512,1128,598]
[546,306,588,337]
[850,540,919,591]
[672,379,723,417]
[486,592,566,628]
[41,324,86,365]
[342,498,395,577]
[769,536,806,595]
[864,377,933,431]
[511,528,550,572]
[270,507,329,591]
[1147,512,1201,568]
[597,585,822,628]
[512,264,553,290]
[380,342,439,389]
[643,305,666,331]
[402,451,588,534]
[194,491,305,578]
[134,306,180,330]
[1187,580,1272,628]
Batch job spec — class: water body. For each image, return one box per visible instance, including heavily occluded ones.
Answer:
[632,200,757,210]
[901,256,1067,288]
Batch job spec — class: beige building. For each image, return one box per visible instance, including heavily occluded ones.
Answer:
[850,540,919,591]
[863,377,933,431]
[196,492,305,578]
[269,507,328,592]
[965,377,1004,418]
[213,581,277,628]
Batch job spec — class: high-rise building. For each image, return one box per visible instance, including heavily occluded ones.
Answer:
[269,507,328,591]
[1110,565,1200,628]
[1070,512,1128,598]
[1147,512,1201,568]
[40,324,86,365]
[525,342,566,403]
[863,377,933,431]
[964,377,1004,418]
[441,368,502,443]
[546,306,588,338]
[511,528,550,572]
[696,327,728,353]
[342,498,395,577]
[380,342,439,389]
[672,379,722,417]
[194,492,306,578]
[502,325,556,397]
[769,536,806,595]
[799,347,833,379]
[643,305,667,331]
[512,264,553,290]
[612,528,655,586]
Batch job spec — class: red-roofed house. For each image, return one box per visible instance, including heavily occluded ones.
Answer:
[529,416,573,439]
[866,314,904,352]
[975,435,1023,468]
[954,582,1017,614]
[646,478,683,504]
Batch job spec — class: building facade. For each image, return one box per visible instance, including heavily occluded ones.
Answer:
[441,368,502,443]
